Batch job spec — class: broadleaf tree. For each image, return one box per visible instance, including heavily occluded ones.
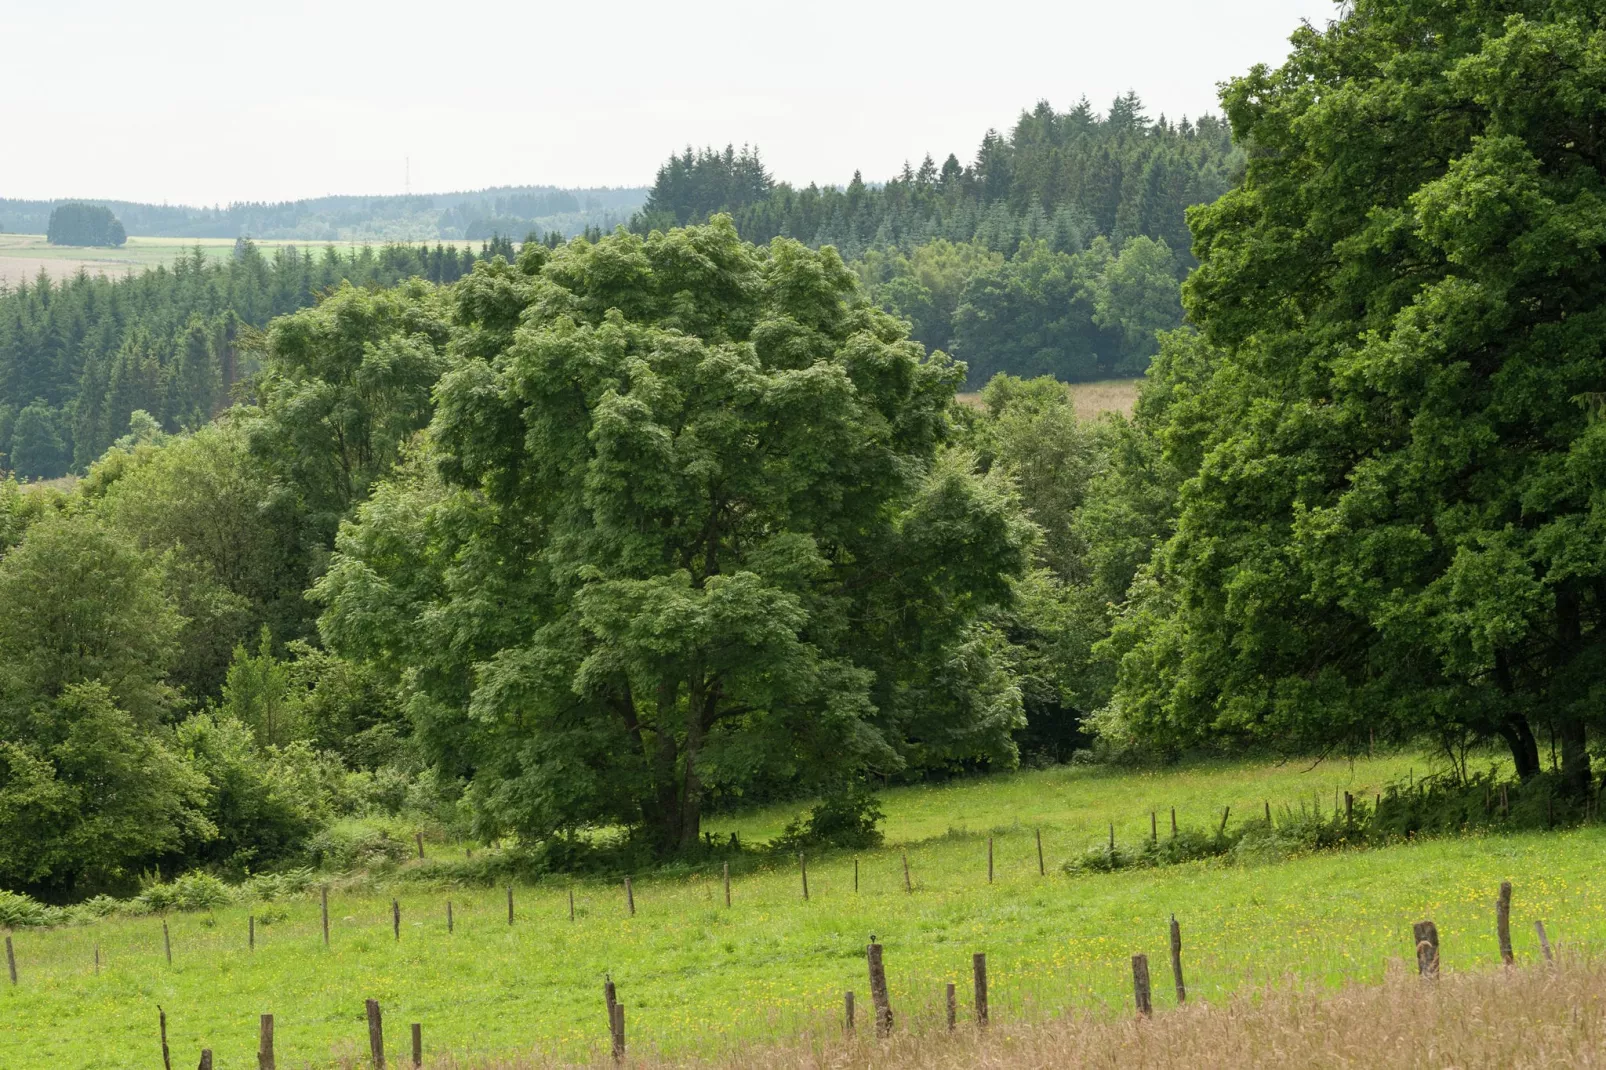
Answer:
[317,220,1033,853]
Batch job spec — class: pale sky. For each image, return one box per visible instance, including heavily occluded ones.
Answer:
[1,0,1339,206]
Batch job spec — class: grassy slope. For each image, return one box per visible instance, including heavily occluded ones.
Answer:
[0,234,412,287]
[6,754,1601,1068]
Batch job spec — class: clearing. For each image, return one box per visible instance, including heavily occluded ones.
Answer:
[4,753,1598,1068]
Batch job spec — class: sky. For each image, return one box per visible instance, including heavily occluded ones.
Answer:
[0,0,1340,206]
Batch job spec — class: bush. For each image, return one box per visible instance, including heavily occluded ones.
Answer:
[771,785,886,853]
[0,889,66,928]
[132,871,233,914]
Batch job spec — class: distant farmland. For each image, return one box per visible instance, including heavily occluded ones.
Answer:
[0,234,419,288]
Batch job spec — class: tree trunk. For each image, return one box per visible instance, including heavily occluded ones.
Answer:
[1498,713,1541,781]
[1555,588,1591,797]
[678,676,719,850]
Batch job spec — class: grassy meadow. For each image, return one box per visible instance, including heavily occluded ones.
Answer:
[956,378,1141,421]
[6,753,1604,1067]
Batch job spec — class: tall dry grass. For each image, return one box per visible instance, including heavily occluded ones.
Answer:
[400,957,1606,1069]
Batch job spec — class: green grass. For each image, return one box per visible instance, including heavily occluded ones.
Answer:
[6,753,1601,1068]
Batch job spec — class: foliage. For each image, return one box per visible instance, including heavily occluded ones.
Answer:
[0,684,211,899]
[1105,0,1606,795]
[771,784,886,852]
[46,203,125,247]
[317,220,1033,855]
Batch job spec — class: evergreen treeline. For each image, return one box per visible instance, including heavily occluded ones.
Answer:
[0,240,502,479]
[635,96,1236,262]
[46,204,126,247]
[0,186,647,242]
[634,96,1235,384]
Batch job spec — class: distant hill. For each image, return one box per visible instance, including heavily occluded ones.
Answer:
[0,186,648,242]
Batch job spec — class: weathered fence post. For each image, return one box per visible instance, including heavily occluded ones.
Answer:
[415,832,424,860]
[724,862,732,906]
[5,934,15,984]
[1219,806,1231,835]
[1108,822,1115,852]
[392,899,400,942]
[1170,807,1177,838]
[987,837,994,884]
[94,945,100,975]
[1169,914,1186,1003]
[611,1003,626,1060]
[197,1051,212,1070]
[160,1006,172,1070]
[625,877,635,916]
[1151,811,1158,844]
[446,900,453,934]
[570,887,577,921]
[410,1023,422,1069]
[1496,881,1514,965]
[1132,953,1153,1017]
[972,952,988,1026]
[946,981,956,1031]
[902,852,912,894]
[1536,920,1554,963]
[321,886,330,947]
[844,990,855,1034]
[507,884,515,925]
[366,998,385,1069]
[163,919,172,965]
[258,1013,275,1070]
[249,915,255,952]
[1036,829,1045,876]
[799,853,809,900]
[1413,920,1440,977]
[867,939,893,1037]
[1345,791,1354,825]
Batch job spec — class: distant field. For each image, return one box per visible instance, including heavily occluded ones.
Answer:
[958,378,1142,421]
[6,752,1601,1068]
[0,234,390,288]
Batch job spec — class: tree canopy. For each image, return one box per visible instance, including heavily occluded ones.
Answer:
[46,204,125,247]
[316,219,1032,852]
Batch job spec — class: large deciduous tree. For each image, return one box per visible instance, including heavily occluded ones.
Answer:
[1111,0,1606,792]
[317,220,1031,853]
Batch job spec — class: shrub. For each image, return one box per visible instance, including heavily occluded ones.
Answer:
[772,785,886,852]
[132,871,233,914]
[0,889,66,928]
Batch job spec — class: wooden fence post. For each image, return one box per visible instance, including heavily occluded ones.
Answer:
[1108,822,1115,852]
[1264,799,1271,824]
[410,1023,422,1069]
[1150,811,1158,844]
[1536,920,1554,963]
[415,832,424,860]
[197,1051,212,1070]
[5,934,15,985]
[1036,829,1045,876]
[366,998,385,1069]
[945,981,957,1030]
[160,1006,172,1070]
[867,940,893,1037]
[249,915,255,952]
[258,1013,275,1070]
[447,900,453,934]
[1170,807,1177,838]
[800,853,809,900]
[163,919,172,965]
[987,838,994,885]
[625,877,635,916]
[1218,806,1231,835]
[724,862,732,906]
[570,887,576,921]
[1413,920,1439,977]
[1132,953,1152,1017]
[94,945,100,975]
[1169,914,1186,1003]
[844,990,855,1034]
[1496,882,1514,965]
[321,886,330,947]
[611,1003,626,1060]
[972,952,988,1026]
[507,884,515,925]
[1345,791,1354,825]
[902,853,912,894]
[392,899,400,942]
